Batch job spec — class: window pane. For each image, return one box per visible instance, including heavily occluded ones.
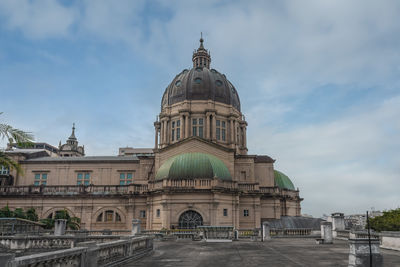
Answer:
[199,127,203,138]
[35,174,40,179]
[34,181,39,186]
[77,173,83,179]
[177,128,180,140]
[41,181,47,185]
[105,211,113,222]
[84,180,89,185]
[193,127,197,136]
[96,213,103,222]
[119,180,125,185]
[199,118,203,125]
[115,213,121,222]
[84,173,90,179]
[222,121,225,128]
[77,181,82,185]
[120,173,125,179]
[42,173,47,179]
[192,119,197,125]
[177,120,180,127]
[172,129,175,141]
[216,120,220,126]
[222,129,226,141]
[126,180,132,184]
[127,173,132,179]
[172,121,175,128]
[216,129,220,140]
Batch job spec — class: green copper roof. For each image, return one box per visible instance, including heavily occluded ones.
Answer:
[155,152,232,181]
[274,170,295,190]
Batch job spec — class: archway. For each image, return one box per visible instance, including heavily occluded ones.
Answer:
[178,210,203,229]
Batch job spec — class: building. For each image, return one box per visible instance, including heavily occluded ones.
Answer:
[0,38,302,230]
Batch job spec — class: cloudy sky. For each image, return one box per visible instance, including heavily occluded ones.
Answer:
[0,0,399,217]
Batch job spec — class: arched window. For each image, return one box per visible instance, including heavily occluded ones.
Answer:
[178,210,203,229]
[95,210,123,223]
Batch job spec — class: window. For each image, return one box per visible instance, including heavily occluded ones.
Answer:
[240,171,246,180]
[223,209,228,216]
[0,166,9,175]
[33,173,48,186]
[244,210,249,217]
[172,120,180,141]
[140,210,146,218]
[156,209,160,217]
[77,172,91,186]
[216,120,226,141]
[192,118,203,138]
[119,172,133,185]
[96,210,122,223]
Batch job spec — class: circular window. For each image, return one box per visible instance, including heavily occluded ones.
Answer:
[194,78,202,84]
[175,80,181,87]
[182,69,189,74]
[195,67,202,72]
[215,80,223,86]
[211,69,217,73]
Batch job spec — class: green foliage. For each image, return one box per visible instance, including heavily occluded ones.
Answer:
[0,112,34,175]
[13,208,27,219]
[0,205,13,218]
[0,206,39,222]
[26,207,39,222]
[40,209,81,230]
[369,208,400,232]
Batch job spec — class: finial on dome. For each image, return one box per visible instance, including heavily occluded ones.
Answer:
[193,34,211,69]
[69,123,77,140]
[199,32,204,49]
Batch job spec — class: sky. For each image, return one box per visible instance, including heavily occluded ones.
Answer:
[0,0,399,217]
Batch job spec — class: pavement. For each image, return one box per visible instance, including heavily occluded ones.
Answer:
[129,238,400,267]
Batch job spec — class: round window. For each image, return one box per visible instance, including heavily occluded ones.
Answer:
[175,80,181,87]
[194,78,202,84]
[196,67,202,72]
[215,80,223,86]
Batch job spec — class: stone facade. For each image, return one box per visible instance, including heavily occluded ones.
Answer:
[0,38,302,231]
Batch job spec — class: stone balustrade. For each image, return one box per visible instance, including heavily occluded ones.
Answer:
[1,236,153,267]
[0,235,121,251]
[380,231,400,251]
[0,183,300,197]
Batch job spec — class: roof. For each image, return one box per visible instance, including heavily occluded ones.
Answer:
[274,170,295,190]
[161,67,241,111]
[155,152,232,181]
[23,155,140,164]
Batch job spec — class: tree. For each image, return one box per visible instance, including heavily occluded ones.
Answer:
[0,112,34,174]
[39,209,81,230]
[26,207,39,222]
[369,208,400,232]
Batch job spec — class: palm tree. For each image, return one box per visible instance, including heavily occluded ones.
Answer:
[0,112,34,174]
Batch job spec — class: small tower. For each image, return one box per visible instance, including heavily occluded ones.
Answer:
[192,33,211,69]
[59,123,85,157]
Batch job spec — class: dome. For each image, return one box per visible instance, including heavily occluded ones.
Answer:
[161,67,241,111]
[155,152,232,181]
[274,170,295,190]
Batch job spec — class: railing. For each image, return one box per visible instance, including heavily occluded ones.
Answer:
[0,184,148,196]
[270,228,312,236]
[238,183,259,192]
[336,230,350,239]
[0,235,122,250]
[6,236,153,267]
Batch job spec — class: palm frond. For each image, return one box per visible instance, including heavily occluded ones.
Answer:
[0,123,34,147]
[0,151,23,174]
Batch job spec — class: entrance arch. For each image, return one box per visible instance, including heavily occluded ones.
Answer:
[178,210,203,229]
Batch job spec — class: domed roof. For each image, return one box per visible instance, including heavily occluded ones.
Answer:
[274,170,295,190]
[161,67,241,111]
[155,152,232,181]
[161,37,241,111]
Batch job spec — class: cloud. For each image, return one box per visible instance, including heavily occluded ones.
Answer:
[0,0,77,39]
[249,95,400,216]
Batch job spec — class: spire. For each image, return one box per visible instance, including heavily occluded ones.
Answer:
[192,33,211,69]
[69,123,77,140]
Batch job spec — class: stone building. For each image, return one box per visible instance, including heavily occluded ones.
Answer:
[0,38,302,231]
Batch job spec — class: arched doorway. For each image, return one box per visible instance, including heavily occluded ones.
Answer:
[178,210,203,229]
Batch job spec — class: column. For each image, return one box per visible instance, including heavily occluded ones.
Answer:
[206,114,210,139]
[154,126,158,149]
[234,120,239,146]
[230,119,234,146]
[185,114,190,138]
[243,126,247,148]
[320,221,333,244]
[179,115,184,141]
[212,114,216,141]
[163,120,167,146]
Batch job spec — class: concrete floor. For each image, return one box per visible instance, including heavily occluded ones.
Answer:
[130,238,400,267]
